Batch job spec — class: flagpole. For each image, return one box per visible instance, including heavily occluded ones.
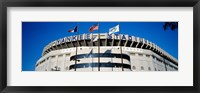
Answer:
[109,33,113,71]
[91,32,93,71]
[74,25,79,71]
[98,23,100,71]
[118,23,124,71]
[110,33,113,71]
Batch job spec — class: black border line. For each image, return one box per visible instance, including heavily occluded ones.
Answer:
[0,0,199,93]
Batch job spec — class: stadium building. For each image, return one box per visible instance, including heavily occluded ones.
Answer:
[35,33,178,71]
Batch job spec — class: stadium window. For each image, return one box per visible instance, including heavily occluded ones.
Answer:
[131,53,135,56]
[152,56,156,60]
[138,54,143,57]
[66,54,70,56]
[57,45,62,49]
[146,55,150,58]
[141,66,144,70]
[148,67,151,71]
[157,59,159,62]
[68,63,131,70]
[108,41,112,46]
[132,66,136,70]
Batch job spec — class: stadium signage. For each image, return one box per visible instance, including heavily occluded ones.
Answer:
[45,34,147,50]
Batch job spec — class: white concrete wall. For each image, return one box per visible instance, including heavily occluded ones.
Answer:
[35,46,178,72]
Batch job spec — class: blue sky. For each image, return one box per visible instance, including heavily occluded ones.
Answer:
[22,22,178,71]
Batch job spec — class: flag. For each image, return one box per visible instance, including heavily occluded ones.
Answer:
[68,26,78,33]
[109,25,119,34]
[89,24,99,32]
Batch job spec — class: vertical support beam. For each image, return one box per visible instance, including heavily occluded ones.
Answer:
[83,34,87,46]
[130,41,134,47]
[163,56,168,71]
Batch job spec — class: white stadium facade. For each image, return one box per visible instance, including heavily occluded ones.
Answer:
[35,33,178,71]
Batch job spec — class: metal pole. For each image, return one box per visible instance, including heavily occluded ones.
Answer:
[118,24,124,71]
[91,33,93,71]
[110,33,113,71]
[74,26,79,71]
[98,23,100,71]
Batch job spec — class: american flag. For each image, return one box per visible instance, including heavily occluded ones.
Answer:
[89,24,99,32]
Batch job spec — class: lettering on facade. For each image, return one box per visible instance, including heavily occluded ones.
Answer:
[47,34,150,48]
